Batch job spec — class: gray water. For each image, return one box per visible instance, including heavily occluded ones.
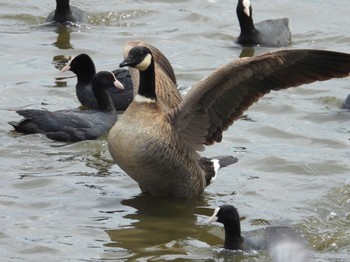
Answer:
[0,0,349,261]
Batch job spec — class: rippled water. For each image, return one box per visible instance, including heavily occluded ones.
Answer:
[0,0,349,261]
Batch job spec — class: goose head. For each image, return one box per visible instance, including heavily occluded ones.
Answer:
[120,46,153,72]
[120,46,157,100]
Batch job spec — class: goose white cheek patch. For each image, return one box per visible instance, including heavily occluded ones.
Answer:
[136,53,152,71]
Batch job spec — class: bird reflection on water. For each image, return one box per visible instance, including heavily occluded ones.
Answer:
[105,195,210,259]
[53,26,72,49]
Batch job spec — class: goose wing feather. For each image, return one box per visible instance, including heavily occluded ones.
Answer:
[168,49,350,153]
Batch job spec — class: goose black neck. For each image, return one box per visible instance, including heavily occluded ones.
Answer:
[137,60,157,100]
[223,222,244,250]
[237,5,255,34]
[92,83,115,112]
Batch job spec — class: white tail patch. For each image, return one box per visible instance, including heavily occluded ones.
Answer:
[207,207,221,224]
[210,159,220,183]
[136,53,152,71]
[134,94,156,103]
[243,0,251,17]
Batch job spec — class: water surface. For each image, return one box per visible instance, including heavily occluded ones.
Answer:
[0,0,349,261]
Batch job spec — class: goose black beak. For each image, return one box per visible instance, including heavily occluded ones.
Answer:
[120,58,133,68]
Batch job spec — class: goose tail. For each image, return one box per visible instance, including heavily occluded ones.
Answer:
[201,155,238,186]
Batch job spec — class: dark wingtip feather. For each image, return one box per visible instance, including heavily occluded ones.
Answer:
[215,155,239,167]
